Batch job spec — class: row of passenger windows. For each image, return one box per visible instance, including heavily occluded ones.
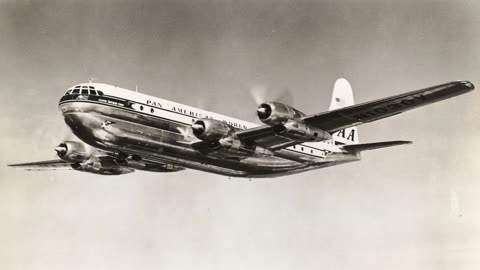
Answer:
[139,105,155,114]
[293,145,315,154]
[65,89,104,96]
[292,144,331,155]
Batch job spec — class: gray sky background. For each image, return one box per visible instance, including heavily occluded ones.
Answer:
[1,0,479,269]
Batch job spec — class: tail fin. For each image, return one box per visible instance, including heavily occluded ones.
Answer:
[329,78,359,145]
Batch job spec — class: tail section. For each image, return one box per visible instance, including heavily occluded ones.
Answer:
[329,78,359,145]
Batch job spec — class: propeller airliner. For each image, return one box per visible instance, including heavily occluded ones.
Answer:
[9,79,475,178]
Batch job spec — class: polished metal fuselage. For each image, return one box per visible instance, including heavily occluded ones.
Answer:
[58,86,360,178]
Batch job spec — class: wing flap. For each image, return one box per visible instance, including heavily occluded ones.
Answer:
[236,125,296,149]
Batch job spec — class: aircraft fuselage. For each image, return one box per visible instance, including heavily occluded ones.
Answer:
[58,83,358,178]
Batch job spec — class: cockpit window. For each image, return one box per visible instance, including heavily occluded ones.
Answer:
[89,86,95,89]
[97,91,104,96]
[72,89,80,94]
[65,90,72,95]
[81,89,89,95]
[89,89,96,95]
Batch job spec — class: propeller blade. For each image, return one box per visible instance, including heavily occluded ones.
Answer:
[249,84,294,105]
[249,84,268,105]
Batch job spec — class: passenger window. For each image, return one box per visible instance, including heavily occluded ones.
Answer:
[140,105,144,111]
[89,89,96,95]
[151,108,155,113]
[72,89,80,94]
[310,150,313,154]
[81,89,89,94]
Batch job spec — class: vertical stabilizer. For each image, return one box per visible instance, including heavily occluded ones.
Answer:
[330,78,359,145]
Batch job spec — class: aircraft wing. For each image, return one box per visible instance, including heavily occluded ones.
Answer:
[8,159,72,170]
[236,125,298,150]
[302,80,474,133]
[237,81,474,149]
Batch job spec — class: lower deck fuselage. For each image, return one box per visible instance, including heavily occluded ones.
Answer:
[58,91,359,177]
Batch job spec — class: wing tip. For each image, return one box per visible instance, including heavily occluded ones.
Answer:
[455,80,475,91]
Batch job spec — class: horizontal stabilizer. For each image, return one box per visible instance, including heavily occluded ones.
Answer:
[9,159,70,168]
[341,140,412,152]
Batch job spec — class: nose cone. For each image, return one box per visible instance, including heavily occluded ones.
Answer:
[55,145,67,157]
[257,107,267,115]
[257,104,271,120]
[191,123,205,136]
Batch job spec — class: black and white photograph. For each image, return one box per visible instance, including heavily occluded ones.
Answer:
[1,0,479,269]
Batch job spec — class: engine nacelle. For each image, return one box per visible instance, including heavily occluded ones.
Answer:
[274,120,332,142]
[115,154,146,169]
[209,135,273,157]
[257,102,306,125]
[71,162,134,175]
[191,119,233,141]
[192,119,272,158]
[55,141,89,163]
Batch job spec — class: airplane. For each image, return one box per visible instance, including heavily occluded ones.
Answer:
[9,78,475,178]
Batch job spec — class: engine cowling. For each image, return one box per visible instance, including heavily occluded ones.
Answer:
[257,102,306,125]
[192,119,233,141]
[274,120,332,142]
[55,141,89,163]
[191,119,272,158]
[257,102,332,143]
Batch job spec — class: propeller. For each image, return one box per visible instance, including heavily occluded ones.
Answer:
[249,84,268,106]
[249,84,293,121]
[249,84,294,106]
[257,104,272,120]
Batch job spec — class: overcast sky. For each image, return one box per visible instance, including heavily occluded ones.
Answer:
[1,0,479,269]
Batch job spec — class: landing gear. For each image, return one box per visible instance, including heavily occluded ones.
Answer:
[114,152,146,169]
